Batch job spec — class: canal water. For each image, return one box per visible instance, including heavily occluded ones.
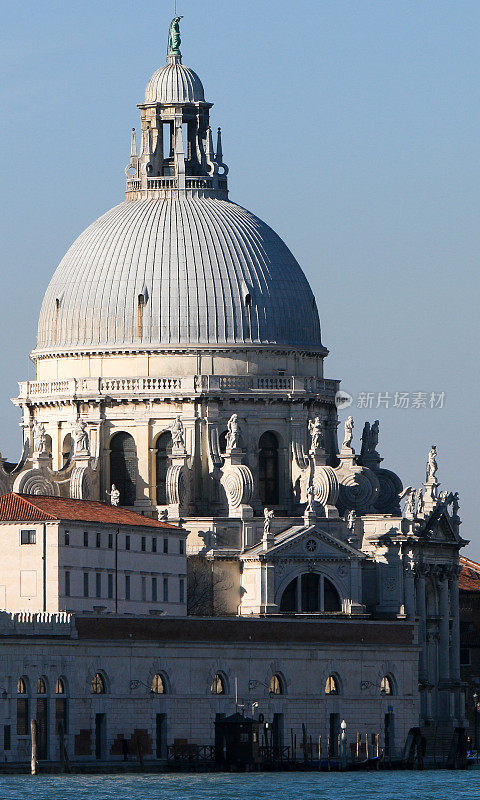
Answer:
[0,771,479,800]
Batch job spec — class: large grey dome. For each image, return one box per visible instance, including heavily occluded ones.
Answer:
[145,62,205,104]
[35,198,323,352]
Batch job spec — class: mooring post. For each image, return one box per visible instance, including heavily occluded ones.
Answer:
[30,719,37,775]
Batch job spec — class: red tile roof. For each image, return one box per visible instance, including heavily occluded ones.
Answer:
[0,493,182,531]
[459,556,480,592]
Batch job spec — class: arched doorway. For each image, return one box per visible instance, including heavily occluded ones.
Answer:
[155,432,172,505]
[279,574,341,613]
[259,431,279,505]
[109,432,137,506]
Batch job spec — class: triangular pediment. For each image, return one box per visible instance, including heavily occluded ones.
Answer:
[242,524,364,561]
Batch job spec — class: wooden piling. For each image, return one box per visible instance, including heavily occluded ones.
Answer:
[30,719,37,775]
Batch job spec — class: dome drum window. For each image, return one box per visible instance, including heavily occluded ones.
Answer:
[91,673,106,695]
[325,675,339,695]
[210,673,226,695]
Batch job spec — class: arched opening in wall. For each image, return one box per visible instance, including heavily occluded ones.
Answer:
[55,677,68,735]
[36,677,48,759]
[44,434,52,457]
[16,677,29,736]
[151,673,167,694]
[62,434,72,467]
[91,672,106,695]
[279,574,341,613]
[155,432,172,505]
[380,675,394,695]
[269,674,284,695]
[325,674,340,695]
[210,673,226,695]
[110,432,137,506]
[259,431,279,505]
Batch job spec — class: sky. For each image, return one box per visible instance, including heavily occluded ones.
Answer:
[0,1,479,556]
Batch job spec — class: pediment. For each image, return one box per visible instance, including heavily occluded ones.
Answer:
[243,524,364,561]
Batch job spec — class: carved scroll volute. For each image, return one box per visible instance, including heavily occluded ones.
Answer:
[292,423,309,470]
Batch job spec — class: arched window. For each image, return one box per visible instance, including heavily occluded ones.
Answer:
[380,675,394,695]
[151,674,166,694]
[210,673,226,695]
[155,432,172,505]
[269,675,283,695]
[110,432,137,506]
[16,677,29,736]
[62,434,72,467]
[44,434,53,457]
[259,431,279,505]
[279,574,341,613]
[91,673,106,695]
[325,675,339,695]
[36,679,48,758]
[55,678,68,735]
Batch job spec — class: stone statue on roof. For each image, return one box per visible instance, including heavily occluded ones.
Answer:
[168,16,183,56]
[342,416,354,449]
[426,445,437,482]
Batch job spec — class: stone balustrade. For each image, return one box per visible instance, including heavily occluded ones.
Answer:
[16,375,339,403]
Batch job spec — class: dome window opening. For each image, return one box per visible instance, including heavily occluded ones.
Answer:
[162,122,174,174]
[53,297,61,344]
[244,293,252,340]
[137,294,146,340]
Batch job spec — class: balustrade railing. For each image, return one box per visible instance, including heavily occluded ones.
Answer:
[18,375,339,400]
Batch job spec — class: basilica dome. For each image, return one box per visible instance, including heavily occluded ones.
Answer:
[145,62,205,104]
[35,198,322,352]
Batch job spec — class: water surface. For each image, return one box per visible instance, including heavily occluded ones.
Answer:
[0,770,479,800]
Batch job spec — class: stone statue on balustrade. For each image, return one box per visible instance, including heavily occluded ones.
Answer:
[308,417,324,454]
[263,507,274,536]
[305,484,316,513]
[426,445,438,482]
[416,489,424,515]
[74,418,89,454]
[342,416,354,450]
[226,414,241,451]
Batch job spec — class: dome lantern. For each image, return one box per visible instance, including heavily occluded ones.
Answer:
[125,17,226,201]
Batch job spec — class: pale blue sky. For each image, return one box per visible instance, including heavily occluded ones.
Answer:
[0,1,478,555]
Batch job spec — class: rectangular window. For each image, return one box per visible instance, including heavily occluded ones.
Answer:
[125,575,131,600]
[64,530,70,546]
[141,536,146,552]
[65,571,70,597]
[83,531,89,548]
[96,532,101,549]
[460,647,471,666]
[83,572,89,598]
[163,577,169,602]
[179,578,185,604]
[96,573,101,598]
[107,573,113,599]
[20,529,36,545]
[126,535,130,551]
[3,724,11,751]
[141,576,146,602]
[152,538,157,553]
[163,538,168,554]
[152,577,157,602]
[108,533,113,549]
[179,539,185,555]
[17,699,28,736]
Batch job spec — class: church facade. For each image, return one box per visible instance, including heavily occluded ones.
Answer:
[0,17,467,764]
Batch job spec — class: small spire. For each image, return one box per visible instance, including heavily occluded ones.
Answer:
[130,128,137,158]
[216,127,223,162]
[167,16,183,63]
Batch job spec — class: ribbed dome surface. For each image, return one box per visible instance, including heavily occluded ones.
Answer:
[36,198,322,351]
[145,63,205,104]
